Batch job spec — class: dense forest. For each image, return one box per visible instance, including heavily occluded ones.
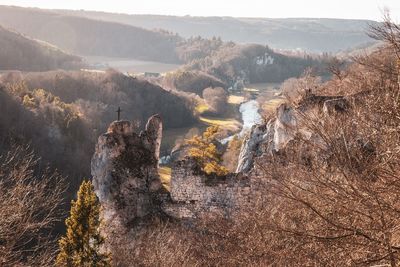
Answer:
[182,42,330,84]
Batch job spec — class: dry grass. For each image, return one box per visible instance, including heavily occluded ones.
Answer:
[261,97,286,113]
[195,103,209,114]
[228,95,245,104]
[246,82,281,91]
[199,116,241,131]
[158,166,172,191]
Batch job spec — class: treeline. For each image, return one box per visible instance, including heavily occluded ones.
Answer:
[183,42,330,85]
[0,25,83,71]
[163,70,226,95]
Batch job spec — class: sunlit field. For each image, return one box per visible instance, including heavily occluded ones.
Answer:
[83,56,182,74]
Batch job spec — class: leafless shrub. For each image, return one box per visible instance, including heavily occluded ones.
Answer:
[0,145,66,266]
[369,10,400,61]
[107,221,198,267]
[281,69,321,105]
[252,14,400,266]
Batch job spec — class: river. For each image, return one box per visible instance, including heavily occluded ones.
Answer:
[221,99,262,144]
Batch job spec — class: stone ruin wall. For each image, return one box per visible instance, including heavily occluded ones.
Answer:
[163,160,266,219]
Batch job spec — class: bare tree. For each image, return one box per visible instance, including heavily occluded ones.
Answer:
[369,10,400,60]
[0,145,66,266]
[252,15,400,265]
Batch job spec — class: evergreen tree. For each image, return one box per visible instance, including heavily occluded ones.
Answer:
[187,126,229,176]
[56,180,111,267]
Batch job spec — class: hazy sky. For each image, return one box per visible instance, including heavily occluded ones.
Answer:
[0,0,399,20]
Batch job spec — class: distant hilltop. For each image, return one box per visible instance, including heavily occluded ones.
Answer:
[55,9,377,53]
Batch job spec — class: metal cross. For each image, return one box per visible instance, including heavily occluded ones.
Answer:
[116,107,122,121]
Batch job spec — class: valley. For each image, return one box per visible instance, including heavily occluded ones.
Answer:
[1,2,399,267]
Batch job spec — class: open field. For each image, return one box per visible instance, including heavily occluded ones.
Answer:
[161,98,242,156]
[83,56,182,74]
[247,82,285,115]
[228,95,245,105]
[245,83,281,92]
[199,116,241,130]
[198,97,242,131]
[262,97,286,114]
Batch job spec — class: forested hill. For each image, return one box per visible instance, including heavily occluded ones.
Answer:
[55,9,377,52]
[0,25,83,71]
[0,6,182,63]
[0,69,196,193]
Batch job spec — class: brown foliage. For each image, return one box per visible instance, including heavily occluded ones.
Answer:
[107,221,198,267]
[0,145,65,266]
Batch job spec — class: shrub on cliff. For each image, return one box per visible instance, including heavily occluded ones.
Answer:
[56,180,111,267]
[186,126,228,176]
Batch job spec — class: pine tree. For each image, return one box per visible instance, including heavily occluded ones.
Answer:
[187,126,229,176]
[56,180,111,267]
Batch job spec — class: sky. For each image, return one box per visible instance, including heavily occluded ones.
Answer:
[0,0,399,21]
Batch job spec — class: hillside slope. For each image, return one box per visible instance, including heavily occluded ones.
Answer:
[0,25,82,71]
[56,10,377,52]
[0,69,197,196]
[0,6,182,63]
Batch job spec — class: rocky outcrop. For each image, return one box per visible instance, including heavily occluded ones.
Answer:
[236,103,298,172]
[91,115,164,230]
[236,94,350,173]
[323,98,349,115]
[236,124,268,173]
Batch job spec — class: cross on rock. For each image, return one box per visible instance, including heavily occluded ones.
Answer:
[116,107,122,121]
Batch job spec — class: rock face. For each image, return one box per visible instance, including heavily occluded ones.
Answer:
[236,124,268,173]
[91,115,163,230]
[236,103,298,173]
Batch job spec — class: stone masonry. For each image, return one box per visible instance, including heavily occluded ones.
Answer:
[163,159,265,219]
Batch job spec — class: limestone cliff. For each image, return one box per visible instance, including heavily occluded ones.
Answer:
[236,94,350,173]
[236,103,299,172]
[91,115,164,230]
